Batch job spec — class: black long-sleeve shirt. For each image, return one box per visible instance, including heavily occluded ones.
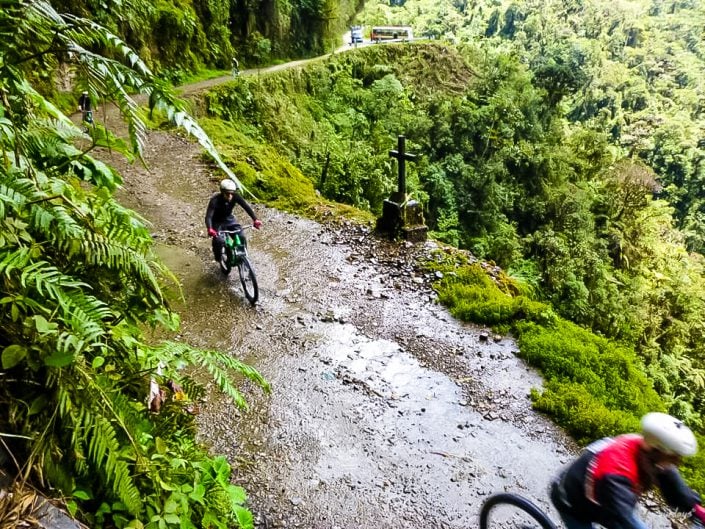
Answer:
[78,93,92,112]
[204,192,257,230]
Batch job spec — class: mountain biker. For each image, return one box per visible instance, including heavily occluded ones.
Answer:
[77,90,93,125]
[550,412,705,529]
[205,179,261,262]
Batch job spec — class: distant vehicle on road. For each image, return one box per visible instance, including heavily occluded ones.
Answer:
[350,25,364,44]
[371,25,413,42]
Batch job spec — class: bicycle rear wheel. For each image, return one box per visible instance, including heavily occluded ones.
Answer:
[479,493,557,529]
[237,256,258,305]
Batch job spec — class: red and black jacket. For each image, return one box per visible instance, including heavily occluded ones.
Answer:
[552,434,700,529]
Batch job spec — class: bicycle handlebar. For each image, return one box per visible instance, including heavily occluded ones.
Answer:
[218,225,253,234]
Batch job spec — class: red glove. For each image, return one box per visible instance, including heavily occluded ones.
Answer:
[694,504,705,524]
[207,228,217,237]
[253,219,262,230]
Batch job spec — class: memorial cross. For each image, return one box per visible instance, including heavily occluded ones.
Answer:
[389,135,417,199]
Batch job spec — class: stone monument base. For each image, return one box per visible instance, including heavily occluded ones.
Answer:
[376,197,428,242]
[402,225,428,243]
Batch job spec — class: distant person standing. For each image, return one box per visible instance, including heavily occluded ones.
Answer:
[77,90,93,129]
[231,56,240,77]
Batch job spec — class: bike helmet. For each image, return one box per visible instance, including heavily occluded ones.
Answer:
[641,412,697,457]
[219,179,238,193]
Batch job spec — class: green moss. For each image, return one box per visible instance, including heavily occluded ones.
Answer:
[517,320,664,418]
[531,382,641,444]
[432,262,555,326]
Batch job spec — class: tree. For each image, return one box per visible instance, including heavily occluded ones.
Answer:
[0,1,264,527]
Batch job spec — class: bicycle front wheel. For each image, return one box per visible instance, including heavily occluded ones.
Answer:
[219,246,233,275]
[237,256,258,305]
[479,493,557,529]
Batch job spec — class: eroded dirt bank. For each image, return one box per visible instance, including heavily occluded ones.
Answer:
[103,127,672,529]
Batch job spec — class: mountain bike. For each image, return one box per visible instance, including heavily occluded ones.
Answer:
[218,226,259,305]
[479,493,558,529]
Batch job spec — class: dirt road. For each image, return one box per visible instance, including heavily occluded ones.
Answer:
[98,69,673,529]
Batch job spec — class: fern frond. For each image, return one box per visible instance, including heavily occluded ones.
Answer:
[199,349,271,393]
[0,247,32,278]
[0,177,35,217]
[80,407,143,513]
[148,341,270,409]
[2,255,114,356]
[76,232,162,292]
[51,369,146,515]
[62,13,153,78]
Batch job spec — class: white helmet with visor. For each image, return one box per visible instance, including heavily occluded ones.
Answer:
[219,179,238,193]
[641,412,697,457]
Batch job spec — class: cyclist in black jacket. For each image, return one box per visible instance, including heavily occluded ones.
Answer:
[205,179,261,262]
[550,412,705,529]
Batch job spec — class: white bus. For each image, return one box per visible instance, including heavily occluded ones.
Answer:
[370,26,413,42]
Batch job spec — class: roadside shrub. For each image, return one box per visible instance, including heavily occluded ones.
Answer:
[531,382,640,443]
[434,263,554,325]
[517,320,664,418]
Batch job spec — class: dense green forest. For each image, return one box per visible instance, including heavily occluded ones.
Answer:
[4,0,705,526]
[46,0,360,76]
[358,0,705,249]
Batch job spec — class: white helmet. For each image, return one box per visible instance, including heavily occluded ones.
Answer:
[641,412,697,457]
[219,179,238,192]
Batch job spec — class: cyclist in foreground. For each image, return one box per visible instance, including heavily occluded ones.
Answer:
[550,412,705,529]
[205,179,261,262]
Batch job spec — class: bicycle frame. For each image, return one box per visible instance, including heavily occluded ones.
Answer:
[217,225,258,304]
[219,226,251,266]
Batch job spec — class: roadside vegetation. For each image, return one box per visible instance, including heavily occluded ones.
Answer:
[0,2,268,528]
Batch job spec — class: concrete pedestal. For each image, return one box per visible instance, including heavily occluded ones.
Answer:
[376,197,428,242]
